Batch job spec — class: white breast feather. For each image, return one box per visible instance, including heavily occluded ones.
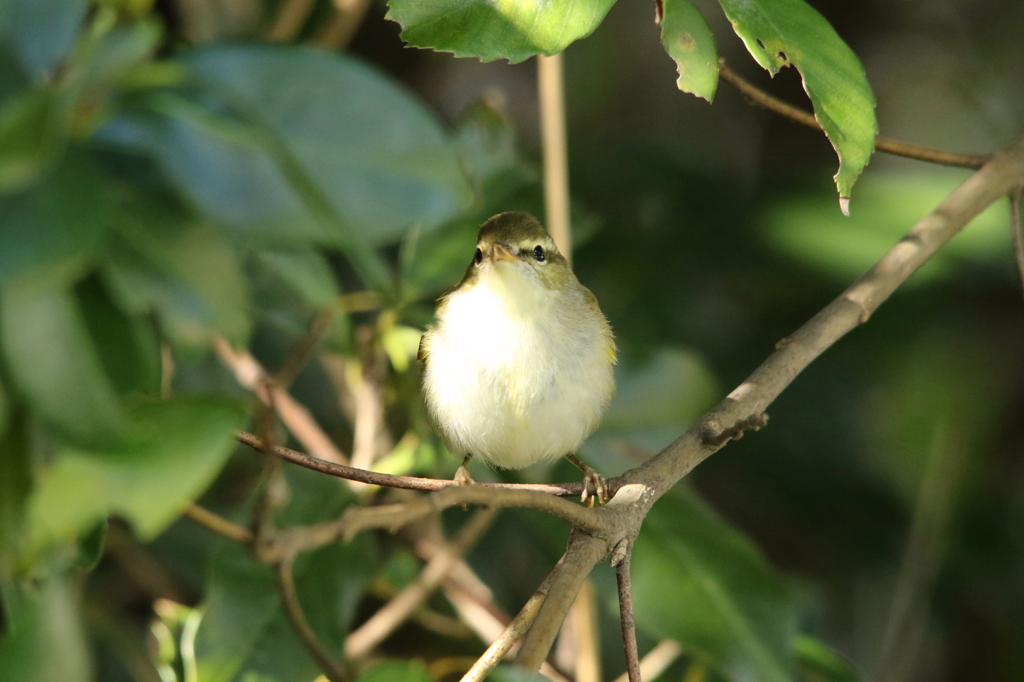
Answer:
[421,264,615,470]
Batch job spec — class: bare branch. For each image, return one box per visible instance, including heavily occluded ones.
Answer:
[613,541,641,682]
[236,430,597,498]
[460,589,547,682]
[277,556,348,682]
[612,641,683,682]
[182,503,254,545]
[718,60,991,170]
[345,508,497,660]
[538,53,573,263]
[516,532,609,671]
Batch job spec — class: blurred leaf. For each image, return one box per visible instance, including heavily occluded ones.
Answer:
[632,486,797,682]
[0,89,70,190]
[0,0,88,79]
[250,247,340,310]
[386,0,617,63]
[0,152,113,286]
[26,398,246,554]
[487,667,550,682]
[452,100,534,201]
[717,0,877,205]
[794,635,858,682]
[0,373,8,440]
[1,279,126,446]
[0,576,90,682]
[764,173,1010,284]
[77,275,161,398]
[602,346,718,432]
[104,217,251,348]
[73,519,107,571]
[659,0,719,101]
[194,470,376,682]
[356,660,433,681]
[68,20,162,100]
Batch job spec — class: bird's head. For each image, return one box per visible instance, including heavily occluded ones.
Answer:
[461,212,572,292]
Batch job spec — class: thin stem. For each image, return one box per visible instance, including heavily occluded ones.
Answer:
[538,53,573,262]
[614,544,641,682]
[612,641,683,682]
[274,309,335,390]
[718,60,991,170]
[1011,190,1024,302]
[276,556,348,682]
[236,430,600,498]
[460,591,547,682]
[182,503,254,544]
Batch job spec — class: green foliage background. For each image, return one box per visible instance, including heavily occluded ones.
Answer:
[1,0,1023,680]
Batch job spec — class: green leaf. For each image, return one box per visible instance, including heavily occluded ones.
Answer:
[250,247,340,310]
[356,660,433,682]
[1,279,126,446]
[0,577,90,682]
[386,0,618,63]
[0,89,70,190]
[104,218,251,348]
[632,486,797,682]
[658,0,719,101]
[0,0,89,79]
[0,415,31,572]
[716,0,877,207]
[26,398,246,554]
[0,152,113,286]
[487,667,550,682]
[794,635,858,682]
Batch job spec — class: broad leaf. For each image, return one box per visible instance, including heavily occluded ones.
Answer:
[0,0,88,79]
[250,247,340,310]
[659,0,719,101]
[717,0,877,208]
[632,486,797,682]
[386,0,618,63]
[0,577,90,682]
[0,89,70,190]
[26,398,246,553]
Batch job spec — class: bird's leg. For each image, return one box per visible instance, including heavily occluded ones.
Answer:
[566,453,607,507]
[454,453,475,487]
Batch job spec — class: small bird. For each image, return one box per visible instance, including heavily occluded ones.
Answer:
[419,212,616,504]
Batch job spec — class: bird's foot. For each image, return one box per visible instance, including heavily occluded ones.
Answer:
[580,467,608,508]
[454,465,475,487]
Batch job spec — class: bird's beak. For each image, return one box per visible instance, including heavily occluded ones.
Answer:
[489,243,517,263]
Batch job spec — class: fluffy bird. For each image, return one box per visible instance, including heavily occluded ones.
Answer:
[418,212,616,504]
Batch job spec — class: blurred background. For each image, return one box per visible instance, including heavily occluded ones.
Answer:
[1,0,1023,681]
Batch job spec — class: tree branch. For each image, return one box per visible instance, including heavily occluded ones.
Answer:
[277,556,348,682]
[718,60,991,169]
[182,503,254,544]
[236,430,598,498]
[613,541,641,682]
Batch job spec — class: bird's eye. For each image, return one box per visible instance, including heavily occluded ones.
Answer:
[533,245,546,262]
[474,248,483,264]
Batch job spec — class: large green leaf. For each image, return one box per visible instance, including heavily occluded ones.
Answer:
[632,487,797,682]
[386,0,618,63]
[111,46,471,251]
[659,0,719,101]
[0,152,113,286]
[26,398,246,553]
[0,0,88,79]
[0,577,90,682]
[0,279,126,446]
[716,0,876,208]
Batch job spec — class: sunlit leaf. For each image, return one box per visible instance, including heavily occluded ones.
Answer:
[717,0,877,206]
[659,0,719,101]
[386,0,618,63]
[0,577,90,682]
[26,398,246,553]
[633,487,797,682]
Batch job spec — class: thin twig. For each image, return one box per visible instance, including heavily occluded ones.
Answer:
[276,556,348,682]
[717,60,991,169]
[612,641,683,682]
[538,53,573,262]
[614,543,641,682]
[1011,190,1024,301]
[274,309,335,390]
[182,503,254,544]
[236,430,599,498]
[344,508,498,660]
[217,339,350,465]
[460,590,547,682]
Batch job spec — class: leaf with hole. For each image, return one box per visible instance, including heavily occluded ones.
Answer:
[659,0,719,101]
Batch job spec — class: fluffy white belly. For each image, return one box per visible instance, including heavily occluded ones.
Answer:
[422,278,614,470]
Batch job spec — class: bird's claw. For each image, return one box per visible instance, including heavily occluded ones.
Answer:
[579,467,608,507]
[454,465,475,487]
